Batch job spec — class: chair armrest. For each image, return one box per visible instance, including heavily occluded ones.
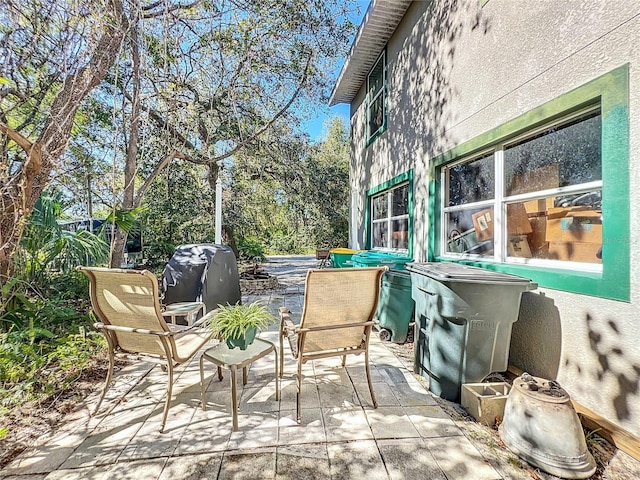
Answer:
[297,320,375,333]
[279,308,298,335]
[171,309,218,337]
[94,322,171,337]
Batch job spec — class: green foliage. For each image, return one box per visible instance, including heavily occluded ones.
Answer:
[264,231,308,255]
[237,237,266,262]
[17,192,109,286]
[141,162,214,266]
[206,303,275,341]
[101,207,145,236]
[224,117,350,254]
[0,270,101,413]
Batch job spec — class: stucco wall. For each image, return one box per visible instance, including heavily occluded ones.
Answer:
[348,0,640,438]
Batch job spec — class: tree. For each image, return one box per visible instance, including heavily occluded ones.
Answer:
[223,116,350,254]
[2,0,358,273]
[0,0,128,281]
[80,0,356,266]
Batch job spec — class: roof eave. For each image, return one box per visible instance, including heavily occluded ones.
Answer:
[329,0,412,106]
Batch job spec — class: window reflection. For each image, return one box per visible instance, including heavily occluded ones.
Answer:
[448,153,494,206]
[392,219,408,249]
[509,195,602,263]
[505,111,601,196]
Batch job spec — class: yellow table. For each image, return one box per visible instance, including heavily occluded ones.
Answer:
[199,337,279,431]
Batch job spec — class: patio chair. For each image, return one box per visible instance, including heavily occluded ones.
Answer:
[78,266,215,433]
[315,248,331,268]
[278,266,387,422]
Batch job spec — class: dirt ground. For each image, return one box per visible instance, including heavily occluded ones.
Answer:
[0,358,111,470]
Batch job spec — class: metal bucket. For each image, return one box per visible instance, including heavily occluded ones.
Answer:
[498,374,596,479]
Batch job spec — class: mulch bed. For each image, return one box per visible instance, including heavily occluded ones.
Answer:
[0,356,113,470]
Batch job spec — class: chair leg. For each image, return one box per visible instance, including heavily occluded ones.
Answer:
[341,355,347,367]
[296,358,302,423]
[279,326,284,378]
[160,360,174,433]
[94,348,115,415]
[200,355,207,411]
[365,349,377,408]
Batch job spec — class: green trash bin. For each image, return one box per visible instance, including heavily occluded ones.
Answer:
[351,251,413,270]
[352,251,414,343]
[375,270,414,343]
[329,248,362,268]
[407,262,537,402]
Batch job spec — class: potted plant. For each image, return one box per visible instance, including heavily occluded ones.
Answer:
[207,302,275,350]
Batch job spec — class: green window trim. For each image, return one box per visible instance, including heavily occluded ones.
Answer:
[366,170,414,257]
[366,50,387,147]
[428,64,629,301]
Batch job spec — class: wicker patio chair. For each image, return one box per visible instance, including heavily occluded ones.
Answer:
[278,266,387,422]
[78,266,215,433]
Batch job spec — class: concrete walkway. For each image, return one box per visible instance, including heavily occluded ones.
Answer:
[2,255,613,480]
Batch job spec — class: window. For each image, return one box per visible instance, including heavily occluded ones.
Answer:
[367,51,386,142]
[430,65,629,301]
[372,183,409,250]
[367,171,413,254]
[443,107,602,268]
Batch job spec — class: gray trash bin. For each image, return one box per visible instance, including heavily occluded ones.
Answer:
[407,262,536,402]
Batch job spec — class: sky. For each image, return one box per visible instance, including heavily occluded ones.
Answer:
[302,1,370,142]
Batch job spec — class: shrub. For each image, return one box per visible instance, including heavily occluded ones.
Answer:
[237,237,266,262]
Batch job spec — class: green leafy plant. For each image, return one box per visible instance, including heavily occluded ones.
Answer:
[17,191,109,286]
[207,302,274,343]
[237,237,266,262]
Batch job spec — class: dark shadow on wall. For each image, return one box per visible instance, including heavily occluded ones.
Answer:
[512,301,640,424]
[574,313,640,422]
[351,0,492,247]
[509,291,562,380]
[392,0,493,159]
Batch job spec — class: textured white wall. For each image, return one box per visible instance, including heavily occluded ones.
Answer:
[348,0,640,438]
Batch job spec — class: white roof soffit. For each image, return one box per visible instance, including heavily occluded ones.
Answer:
[329,0,412,106]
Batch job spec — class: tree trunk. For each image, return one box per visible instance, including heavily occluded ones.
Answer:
[110,4,140,268]
[0,0,127,281]
[222,225,239,258]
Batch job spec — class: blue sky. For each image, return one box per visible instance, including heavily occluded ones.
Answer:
[302,1,370,142]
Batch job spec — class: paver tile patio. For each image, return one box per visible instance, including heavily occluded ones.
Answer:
[10,255,637,479]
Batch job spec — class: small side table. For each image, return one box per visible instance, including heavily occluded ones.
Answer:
[162,301,205,326]
[199,337,279,431]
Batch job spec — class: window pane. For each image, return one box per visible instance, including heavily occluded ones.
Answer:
[369,94,384,136]
[392,218,408,249]
[505,111,601,196]
[372,194,387,220]
[510,193,602,263]
[372,221,388,248]
[448,154,495,206]
[368,56,384,97]
[392,184,409,216]
[445,207,494,255]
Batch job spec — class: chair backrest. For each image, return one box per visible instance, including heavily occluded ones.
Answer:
[299,267,386,353]
[78,266,170,356]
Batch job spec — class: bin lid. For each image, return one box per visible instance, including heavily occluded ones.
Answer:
[330,248,362,255]
[406,262,534,285]
[353,251,413,264]
[384,269,412,285]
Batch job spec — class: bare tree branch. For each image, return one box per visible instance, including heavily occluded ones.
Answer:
[142,1,198,19]
[0,122,34,153]
[133,149,187,206]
